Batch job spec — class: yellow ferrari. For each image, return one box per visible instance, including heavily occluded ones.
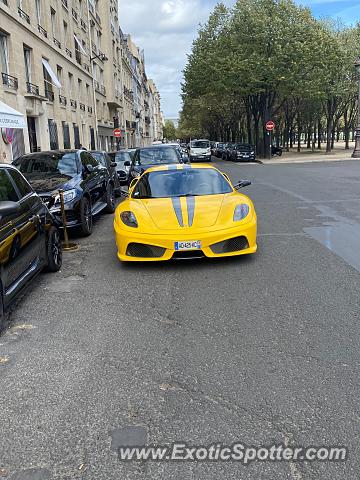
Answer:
[114,164,257,261]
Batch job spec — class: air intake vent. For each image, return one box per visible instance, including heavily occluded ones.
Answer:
[126,243,166,258]
[210,236,249,254]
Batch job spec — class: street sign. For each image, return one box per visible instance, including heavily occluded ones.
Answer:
[266,121,275,131]
[113,128,122,138]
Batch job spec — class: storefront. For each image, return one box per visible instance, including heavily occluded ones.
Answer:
[0,100,26,163]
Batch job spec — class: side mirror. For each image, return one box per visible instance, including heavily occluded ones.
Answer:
[85,164,94,173]
[0,201,21,217]
[234,180,252,190]
[124,161,131,167]
[110,162,117,168]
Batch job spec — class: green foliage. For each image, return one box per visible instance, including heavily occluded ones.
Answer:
[180,0,358,154]
[163,120,177,141]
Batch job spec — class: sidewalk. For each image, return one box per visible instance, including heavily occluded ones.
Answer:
[262,142,357,164]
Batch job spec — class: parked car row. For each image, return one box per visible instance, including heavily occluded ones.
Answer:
[213,143,256,162]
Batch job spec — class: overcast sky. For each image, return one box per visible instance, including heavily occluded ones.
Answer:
[118,0,360,119]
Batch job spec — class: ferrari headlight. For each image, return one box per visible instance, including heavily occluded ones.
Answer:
[120,211,138,228]
[54,189,77,205]
[234,204,250,222]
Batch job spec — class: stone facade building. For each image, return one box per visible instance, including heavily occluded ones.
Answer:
[0,0,162,162]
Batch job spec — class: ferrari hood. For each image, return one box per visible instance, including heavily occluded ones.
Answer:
[140,195,225,230]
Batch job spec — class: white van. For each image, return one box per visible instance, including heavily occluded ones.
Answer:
[189,139,211,162]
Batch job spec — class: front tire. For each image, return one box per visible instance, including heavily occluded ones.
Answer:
[46,227,62,272]
[105,183,116,214]
[79,197,93,237]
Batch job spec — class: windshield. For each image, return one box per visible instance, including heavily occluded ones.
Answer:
[16,152,78,178]
[136,147,179,166]
[91,152,106,166]
[190,141,210,149]
[236,144,252,151]
[115,152,132,166]
[132,168,232,199]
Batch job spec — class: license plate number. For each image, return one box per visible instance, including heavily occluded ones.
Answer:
[175,241,201,251]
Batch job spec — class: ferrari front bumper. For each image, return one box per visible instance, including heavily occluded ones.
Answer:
[114,218,257,262]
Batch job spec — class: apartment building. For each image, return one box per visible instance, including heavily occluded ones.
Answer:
[0,0,162,162]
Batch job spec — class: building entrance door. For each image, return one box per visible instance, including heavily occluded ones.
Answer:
[27,117,37,152]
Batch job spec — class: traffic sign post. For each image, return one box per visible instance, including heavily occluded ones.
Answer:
[266,121,275,159]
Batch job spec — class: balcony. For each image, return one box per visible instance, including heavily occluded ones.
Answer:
[59,95,67,106]
[38,25,48,38]
[53,37,61,49]
[96,13,101,24]
[66,48,72,58]
[83,64,90,73]
[145,116,151,125]
[18,7,30,24]
[94,80,100,92]
[91,43,97,55]
[1,0,8,5]
[2,73,18,90]
[99,85,106,95]
[81,19,87,31]
[70,99,77,109]
[80,103,86,112]
[72,8,78,22]
[62,0,68,9]
[45,89,54,102]
[88,106,93,114]
[26,82,40,96]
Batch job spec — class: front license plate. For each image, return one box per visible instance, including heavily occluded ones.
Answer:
[175,241,202,251]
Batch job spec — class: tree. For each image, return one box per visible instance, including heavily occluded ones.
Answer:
[163,120,177,140]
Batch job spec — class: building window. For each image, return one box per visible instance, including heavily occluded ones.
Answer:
[74,38,81,64]
[62,122,70,149]
[63,21,68,47]
[0,33,9,75]
[50,8,57,37]
[73,124,80,149]
[35,0,41,24]
[48,119,59,150]
[43,63,53,95]
[23,46,31,84]
[68,72,73,97]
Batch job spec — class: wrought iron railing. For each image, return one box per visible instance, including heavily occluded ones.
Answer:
[2,73,18,89]
[26,82,40,95]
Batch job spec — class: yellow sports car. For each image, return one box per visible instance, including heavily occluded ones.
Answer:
[114,164,257,261]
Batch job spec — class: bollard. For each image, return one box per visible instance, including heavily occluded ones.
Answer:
[59,189,78,252]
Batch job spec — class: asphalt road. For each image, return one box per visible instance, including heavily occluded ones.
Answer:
[1,159,360,480]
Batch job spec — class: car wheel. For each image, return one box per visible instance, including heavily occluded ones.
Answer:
[46,227,62,272]
[79,197,93,237]
[105,183,116,214]
[222,154,227,161]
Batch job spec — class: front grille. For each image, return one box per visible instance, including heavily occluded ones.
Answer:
[210,236,249,254]
[126,243,166,258]
[172,251,205,260]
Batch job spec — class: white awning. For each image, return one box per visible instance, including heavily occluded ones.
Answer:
[74,35,88,56]
[42,58,61,89]
[0,101,26,129]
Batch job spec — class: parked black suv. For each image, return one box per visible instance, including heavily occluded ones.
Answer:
[0,164,62,331]
[126,145,183,186]
[228,144,256,162]
[14,150,115,236]
[90,150,121,194]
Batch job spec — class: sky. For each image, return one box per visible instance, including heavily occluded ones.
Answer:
[118,0,360,119]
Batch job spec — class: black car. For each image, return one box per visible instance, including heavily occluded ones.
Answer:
[214,143,227,158]
[90,150,121,194]
[14,150,115,237]
[0,164,62,331]
[228,144,256,162]
[108,150,133,185]
[126,146,183,186]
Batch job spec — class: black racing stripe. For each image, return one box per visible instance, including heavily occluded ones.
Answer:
[187,196,195,227]
[172,197,184,227]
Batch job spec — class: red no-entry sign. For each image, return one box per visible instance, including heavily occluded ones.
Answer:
[114,128,122,138]
[266,121,275,132]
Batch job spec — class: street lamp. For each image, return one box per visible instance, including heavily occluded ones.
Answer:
[352,57,360,158]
